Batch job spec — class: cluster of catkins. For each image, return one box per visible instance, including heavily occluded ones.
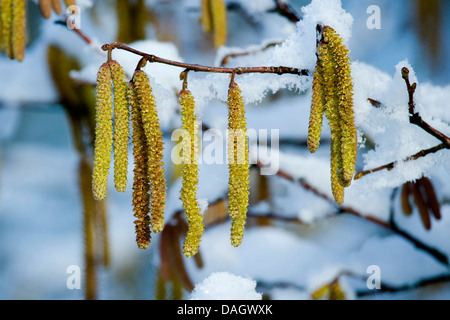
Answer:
[307,26,357,204]
[200,0,227,49]
[0,0,77,62]
[93,60,249,257]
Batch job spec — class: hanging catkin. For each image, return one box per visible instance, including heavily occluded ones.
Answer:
[12,0,26,62]
[210,0,227,49]
[307,43,327,154]
[308,26,357,204]
[51,0,62,14]
[133,70,166,233]
[179,89,204,257]
[324,26,357,186]
[1,0,13,58]
[109,60,129,193]
[38,0,52,19]
[227,80,249,247]
[64,0,77,7]
[201,0,212,32]
[92,62,113,201]
[129,80,151,249]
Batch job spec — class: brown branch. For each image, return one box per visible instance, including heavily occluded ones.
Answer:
[402,67,450,146]
[270,0,300,23]
[55,20,92,45]
[101,43,310,76]
[257,270,450,299]
[357,274,450,298]
[356,69,450,180]
[220,41,282,66]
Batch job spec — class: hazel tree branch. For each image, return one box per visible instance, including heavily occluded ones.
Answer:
[101,42,310,76]
[270,0,300,23]
[355,68,450,180]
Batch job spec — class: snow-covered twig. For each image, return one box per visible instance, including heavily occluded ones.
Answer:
[101,42,311,77]
[355,68,450,180]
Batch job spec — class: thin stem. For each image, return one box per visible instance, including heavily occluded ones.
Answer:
[102,43,310,76]
[402,67,450,146]
[255,161,449,265]
[354,143,447,180]
[356,69,450,180]
[271,0,300,23]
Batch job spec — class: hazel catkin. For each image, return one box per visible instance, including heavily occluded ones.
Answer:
[308,25,357,204]
[129,80,151,249]
[179,89,204,257]
[12,0,26,62]
[133,70,166,233]
[109,60,129,193]
[1,0,13,58]
[227,80,249,247]
[92,62,114,201]
[210,0,227,49]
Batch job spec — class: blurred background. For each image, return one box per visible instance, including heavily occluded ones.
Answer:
[0,0,449,300]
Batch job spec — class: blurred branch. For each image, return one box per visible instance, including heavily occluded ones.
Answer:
[356,273,450,298]
[270,0,300,23]
[255,161,449,265]
[55,20,92,44]
[220,41,282,66]
[257,270,450,299]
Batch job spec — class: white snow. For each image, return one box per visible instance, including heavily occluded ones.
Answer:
[1,0,450,300]
[189,272,262,300]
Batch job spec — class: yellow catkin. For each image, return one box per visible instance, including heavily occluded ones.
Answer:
[330,137,345,204]
[201,0,212,32]
[1,0,13,58]
[38,0,52,19]
[133,70,166,233]
[227,81,249,247]
[51,0,62,15]
[307,45,327,153]
[109,60,129,193]
[64,0,77,7]
[323,26,357,186]
[210,0,227,49]
[92,62,113,201]
[129,81,151,249]
[179,89,204,258]
[319,36,345,203]
[12,0,26,62]
[0,3,3,50]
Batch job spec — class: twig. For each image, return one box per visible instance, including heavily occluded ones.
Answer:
[101,43,310,76]
[354,143,447,180]
[220,41,282,66]
[355,69,450,180]
[270,0,300,23]
[402,67,450,146]
[357,274,450,298]
[55,20,91,45]
[255,161,449,265]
